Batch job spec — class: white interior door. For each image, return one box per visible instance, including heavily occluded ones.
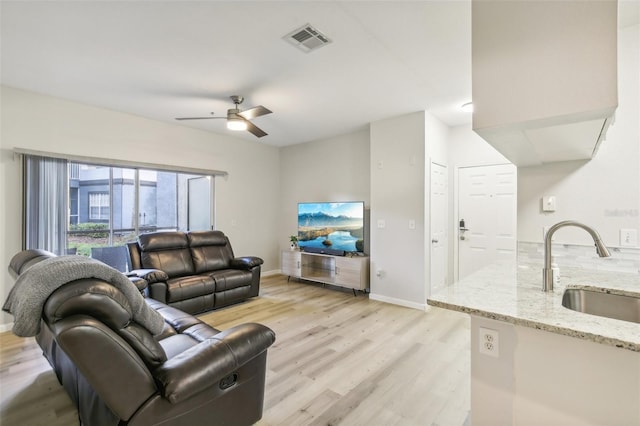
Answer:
[430,162,448,295]
[458,164,516,280]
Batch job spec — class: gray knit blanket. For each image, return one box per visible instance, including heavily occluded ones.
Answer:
[3,256,165,337]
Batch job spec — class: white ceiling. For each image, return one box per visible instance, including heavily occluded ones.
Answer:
[2,1,638,147]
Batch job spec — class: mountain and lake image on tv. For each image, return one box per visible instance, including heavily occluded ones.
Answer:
[297,202,365,253]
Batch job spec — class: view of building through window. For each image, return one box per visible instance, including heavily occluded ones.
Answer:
[67,163,211,257]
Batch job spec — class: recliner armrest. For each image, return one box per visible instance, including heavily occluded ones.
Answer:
[154,323,275,404]
[127,269,169,284]
[230,256,263,270]
[128,276,148,292]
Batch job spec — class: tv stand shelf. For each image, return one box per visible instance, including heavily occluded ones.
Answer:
[281,250,369,292]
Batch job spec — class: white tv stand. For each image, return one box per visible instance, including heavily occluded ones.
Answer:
[281,250,369,293]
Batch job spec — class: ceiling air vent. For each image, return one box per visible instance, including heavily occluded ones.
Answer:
[284,23,332,53]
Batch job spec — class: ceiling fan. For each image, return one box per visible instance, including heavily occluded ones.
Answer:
[175,95,272,138]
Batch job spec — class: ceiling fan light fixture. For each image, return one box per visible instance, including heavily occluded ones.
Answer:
[227,117,247,131]
[176,95,271,137]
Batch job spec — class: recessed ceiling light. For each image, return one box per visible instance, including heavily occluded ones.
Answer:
[461,102,474,113]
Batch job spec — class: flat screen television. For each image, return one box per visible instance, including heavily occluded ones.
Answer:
[297,201,365,253]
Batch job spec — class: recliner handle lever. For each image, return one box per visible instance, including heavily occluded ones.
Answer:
[219,373,238,390]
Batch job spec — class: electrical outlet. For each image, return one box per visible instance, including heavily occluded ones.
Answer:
[479,327,499,358]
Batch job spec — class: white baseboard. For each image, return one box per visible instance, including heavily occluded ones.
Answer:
[261,272,429,312]
[369,293,428,311]
[261,269,281,277]
[0,322,14,333]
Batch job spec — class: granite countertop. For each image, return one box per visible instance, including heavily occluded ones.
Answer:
[427,261,640,352]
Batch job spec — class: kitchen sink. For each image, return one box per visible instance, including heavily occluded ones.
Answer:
[562,288,640,324]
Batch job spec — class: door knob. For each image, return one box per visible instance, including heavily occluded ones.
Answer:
[432,239,439,244]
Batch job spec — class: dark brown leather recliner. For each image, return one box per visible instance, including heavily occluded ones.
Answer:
[127,230,263,315]
[8,249,275,426]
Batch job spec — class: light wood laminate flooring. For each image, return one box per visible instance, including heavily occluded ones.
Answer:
[0,274,470,426]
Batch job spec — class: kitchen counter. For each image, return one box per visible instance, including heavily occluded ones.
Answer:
[427,261,640,352]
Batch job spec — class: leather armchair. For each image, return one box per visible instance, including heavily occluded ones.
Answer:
[8,249,276,426]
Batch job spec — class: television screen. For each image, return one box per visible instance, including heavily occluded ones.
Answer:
[297,202,365,253]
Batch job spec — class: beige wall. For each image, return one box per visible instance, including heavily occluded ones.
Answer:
[370,112,426,308]
[369,111,449,308]
[449,24,639,251]
[0,86,281,329]
[278,128,371,252]
[517,24,640,247]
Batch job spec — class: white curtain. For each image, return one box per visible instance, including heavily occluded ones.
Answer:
[24,155,68,255]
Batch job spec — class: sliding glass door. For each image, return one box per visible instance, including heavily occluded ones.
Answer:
[22,152,220,271]
[68,165,137,255]
[67,163,211,256]
[187,176,212,231]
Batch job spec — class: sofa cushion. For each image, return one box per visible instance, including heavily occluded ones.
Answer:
[187,230,228,247]
[138,232,189,251]
[146,298,202,333]
[159,334,200,360]
[137,232,195,278]
[165,275,215,303]
[208,270,252,292]
[215,286,251,308]
[190,246,234,274]
[140,250,194,278]
[188,231,234,273]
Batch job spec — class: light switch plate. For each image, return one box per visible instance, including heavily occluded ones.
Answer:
[620,229,638,247]
[542,196,556,212]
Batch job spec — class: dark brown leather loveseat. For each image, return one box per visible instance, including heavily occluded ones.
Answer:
[6,249,275,426]
[127,230,263,315]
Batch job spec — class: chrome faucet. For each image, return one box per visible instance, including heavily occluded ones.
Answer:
[543,220,611,291]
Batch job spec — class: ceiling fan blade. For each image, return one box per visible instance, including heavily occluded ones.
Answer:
[175,117,215,121]
[238,105,272,120]
[175,112,222,121]
[244,120,268,138]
